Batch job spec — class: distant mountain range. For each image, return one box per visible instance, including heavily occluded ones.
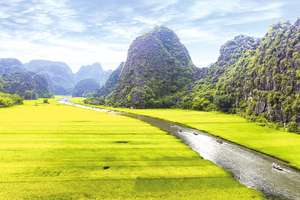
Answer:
[23,60,112,95]
[0,58,113,96]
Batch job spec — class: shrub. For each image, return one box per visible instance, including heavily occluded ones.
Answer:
[43,99,49,103]
[287,122,298,133]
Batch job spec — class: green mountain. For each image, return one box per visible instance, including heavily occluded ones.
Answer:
[72,78,100,97]
[107,26,198,108]
[187,18,300,129]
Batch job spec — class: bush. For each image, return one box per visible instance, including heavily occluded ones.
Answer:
[287,122,298,133]
[43,99,49,103]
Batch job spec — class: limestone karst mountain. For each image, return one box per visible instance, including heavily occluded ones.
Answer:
[107,25,198,108]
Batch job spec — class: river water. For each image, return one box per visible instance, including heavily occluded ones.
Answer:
[58,99,300,200]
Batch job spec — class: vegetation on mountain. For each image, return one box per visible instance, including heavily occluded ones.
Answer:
[72,78,100,97]
[182,18,300,132]
[1,71,52,99]
[83,62,124,105]
[106,26,198,108]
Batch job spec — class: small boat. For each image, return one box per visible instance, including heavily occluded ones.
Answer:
[217,139,223,144]
[179,129,182,132]
[272,163,283,171]
[193,132,198,135]
[170,123,174,127]
[273,166,283,171]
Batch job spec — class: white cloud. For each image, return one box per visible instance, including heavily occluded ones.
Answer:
[58,20,86,32]
[177,28,221,43]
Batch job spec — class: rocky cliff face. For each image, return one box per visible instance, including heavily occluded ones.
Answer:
[107,26,198,108]
[75,62,112,87]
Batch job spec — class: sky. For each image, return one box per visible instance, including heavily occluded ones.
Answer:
[0,0,299,72]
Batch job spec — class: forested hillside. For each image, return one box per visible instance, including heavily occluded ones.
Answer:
[185,19,300,130]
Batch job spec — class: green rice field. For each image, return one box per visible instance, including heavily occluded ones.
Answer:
[0,97,264,199]
[70,98,300,171]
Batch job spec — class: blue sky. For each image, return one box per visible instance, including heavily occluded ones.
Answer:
[0,0,299,72]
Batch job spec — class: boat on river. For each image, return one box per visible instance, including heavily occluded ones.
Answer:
[193,132,198,135]
[217,139,223,144]
[272,163,283,171]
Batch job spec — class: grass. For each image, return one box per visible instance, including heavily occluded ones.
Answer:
[70,98,300,171]
[0,97,264,199]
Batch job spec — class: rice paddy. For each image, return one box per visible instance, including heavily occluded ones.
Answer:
[0,97,264,199]
[69,98,300,171]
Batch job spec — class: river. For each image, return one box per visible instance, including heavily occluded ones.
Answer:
[58,98,300,200]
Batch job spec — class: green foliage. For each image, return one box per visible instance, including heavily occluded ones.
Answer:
[84,97,105,105]
[24,90,34,100]
[287,122,298,133]
[0,82,3,92]
[185,19,300,125]
[214,95,231,112]
[0,92,23,108]
[43,99,49,103]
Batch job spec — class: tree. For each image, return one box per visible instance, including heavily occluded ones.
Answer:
[24,90,33,100]
[214,95,231,112]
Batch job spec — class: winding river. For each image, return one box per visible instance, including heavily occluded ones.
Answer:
[58,98,300,200]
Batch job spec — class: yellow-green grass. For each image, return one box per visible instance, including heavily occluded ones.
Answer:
[0,97,263,199]
[70,98,300,170]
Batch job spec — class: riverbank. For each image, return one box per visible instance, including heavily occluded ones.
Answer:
[0,97,264,199]
[69,98,300,171]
